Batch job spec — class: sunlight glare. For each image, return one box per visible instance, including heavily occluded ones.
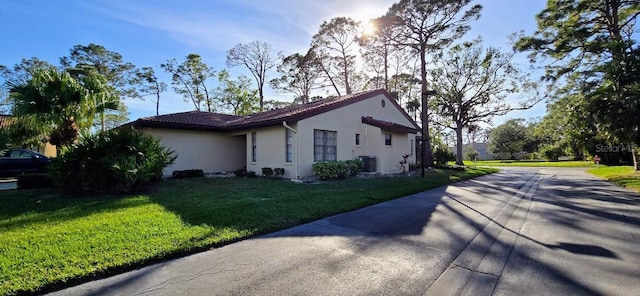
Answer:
[362,20,377,36]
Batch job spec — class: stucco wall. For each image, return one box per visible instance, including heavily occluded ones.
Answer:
[243,124,297,178]
[141,127,245,176]
[296,93,417,177]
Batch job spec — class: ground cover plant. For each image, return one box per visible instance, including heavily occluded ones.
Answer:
[587,166,640,192]
[0,167,496,295]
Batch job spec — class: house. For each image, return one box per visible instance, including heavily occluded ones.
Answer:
[452,142,493,160]
[0,114,57,157]
[124,89,420,179]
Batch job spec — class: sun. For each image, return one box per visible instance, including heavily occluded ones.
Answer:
[361,20,377,36]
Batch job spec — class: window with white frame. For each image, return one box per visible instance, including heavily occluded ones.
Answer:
[314,129,337,161]
[286,129,293,163]
[251,132,257,162]
[385,133,392,146]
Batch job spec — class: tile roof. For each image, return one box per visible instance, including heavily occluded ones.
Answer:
[127,89,420,132]
[128,111,241,131]
[362,116,419,134]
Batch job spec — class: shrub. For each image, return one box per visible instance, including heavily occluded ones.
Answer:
[261,167,274,177]
[49,128,176,194]
[540,145,564,161]
[344,159,363,176]
[234,167,247,177]
[464,146,480,161]
[274,168,285,176]
[172,169,204,179]
[312,160,363,180]
[246,170,257,178]
[17,173,53,189]
[434,146,455,166]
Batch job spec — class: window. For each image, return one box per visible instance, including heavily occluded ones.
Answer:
[286,129,293,163]
[355,133,360,146]
[385,134,392,146]
[251,132,257,162]
[314,129,337,161]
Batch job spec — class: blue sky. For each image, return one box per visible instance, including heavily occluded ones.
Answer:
[0,0,548,126]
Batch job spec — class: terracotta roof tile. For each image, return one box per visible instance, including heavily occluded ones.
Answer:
[131,111,241,131]
[126,89,420,132]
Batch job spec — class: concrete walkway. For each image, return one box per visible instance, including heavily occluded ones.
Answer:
[48,168,640,296]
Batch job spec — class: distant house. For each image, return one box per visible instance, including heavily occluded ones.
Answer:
[0,114,57,157]
[452,142,493,161]
[124,89,420,179]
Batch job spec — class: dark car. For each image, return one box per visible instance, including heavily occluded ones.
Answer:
[0,148,50,177]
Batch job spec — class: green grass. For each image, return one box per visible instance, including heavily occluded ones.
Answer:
[473,160,598,167]
[0,167,497,295]
[587,166,640,192]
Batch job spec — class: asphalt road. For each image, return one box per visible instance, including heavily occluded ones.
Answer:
[48,167,640,296]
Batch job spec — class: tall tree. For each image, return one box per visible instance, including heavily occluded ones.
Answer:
[132,67,167,116]
[270,50,324,104]
[226,41,279,111]
[311,17,361,96]
[515,0,640,159]
[216,69,260,116]
[161,54,216,112]
[60,44,135,131]
[431,38,541,165]
[487,119,530,160]
[360,15,403,91]
[389,0,482,167]
[0,58,56,112]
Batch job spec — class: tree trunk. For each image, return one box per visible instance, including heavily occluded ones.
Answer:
[384,45,389,91]
[420,44,434,167]
[258,87,264,111]
[455,124,464,166]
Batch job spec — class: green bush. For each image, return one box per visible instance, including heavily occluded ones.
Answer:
[246,171,257,178]
[540,145,564,161]
[434,146,455,166]
[344,159,363,176]
[172,169,204,179]
[274,168,285,176]
[262,167,274,177]
[312,160,363,180]
[49,128,176,194]
[17,173,54,189]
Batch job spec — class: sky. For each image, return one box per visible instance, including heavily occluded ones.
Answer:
[0,0,549,127]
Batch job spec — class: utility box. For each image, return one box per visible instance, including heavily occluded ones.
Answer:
[358,156,376,172]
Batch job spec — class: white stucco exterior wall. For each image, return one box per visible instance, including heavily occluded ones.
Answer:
[243,124,298,179]
[141,127,245,176]
[295,93,417,178]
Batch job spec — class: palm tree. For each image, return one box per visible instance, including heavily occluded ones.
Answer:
[8,68,114,153]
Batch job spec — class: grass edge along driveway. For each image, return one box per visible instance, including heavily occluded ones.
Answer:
[0,167,496,295]
[587,166,640,192]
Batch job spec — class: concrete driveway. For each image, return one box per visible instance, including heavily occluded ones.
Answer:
[48,167,640,296]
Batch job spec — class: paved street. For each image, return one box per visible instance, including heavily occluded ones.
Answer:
[49,167,640,296]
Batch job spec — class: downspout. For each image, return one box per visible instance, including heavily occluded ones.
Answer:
[365,124,369,156]
[282,121,298,179]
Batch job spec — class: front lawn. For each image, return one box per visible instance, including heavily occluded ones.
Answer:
[474,160,598,167]
[0,167,496,295]
[587,166,640,192]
